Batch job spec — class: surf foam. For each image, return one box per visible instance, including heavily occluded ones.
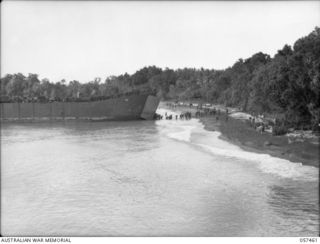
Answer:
[157,108,318,181]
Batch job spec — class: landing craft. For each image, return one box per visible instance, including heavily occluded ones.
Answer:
[0,93,160,121]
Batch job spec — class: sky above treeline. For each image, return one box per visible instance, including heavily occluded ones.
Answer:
[1,1,320,83]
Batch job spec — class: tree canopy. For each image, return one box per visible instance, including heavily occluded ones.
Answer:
[1,27,319,129]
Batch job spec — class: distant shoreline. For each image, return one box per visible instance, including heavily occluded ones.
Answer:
[160,102,319,168]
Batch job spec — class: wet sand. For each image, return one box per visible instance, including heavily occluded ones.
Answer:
[200,114,319,168]
[161,103,319,168]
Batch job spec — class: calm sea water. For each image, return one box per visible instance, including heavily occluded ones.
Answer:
[1,108,319,236]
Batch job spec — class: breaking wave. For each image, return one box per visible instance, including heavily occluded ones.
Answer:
[157,108,318,181]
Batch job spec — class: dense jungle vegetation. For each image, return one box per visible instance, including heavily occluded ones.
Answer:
[1,27,319,130]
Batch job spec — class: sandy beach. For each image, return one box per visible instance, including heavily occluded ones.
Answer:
[201,115,319,168]
[161,102,319,168]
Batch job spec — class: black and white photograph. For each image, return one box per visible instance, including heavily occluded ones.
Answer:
[0,0,319,239]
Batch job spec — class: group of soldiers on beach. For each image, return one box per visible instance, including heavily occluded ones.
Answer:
[155,102,230,122]
[154,111,193,120]
[160,101,274,134]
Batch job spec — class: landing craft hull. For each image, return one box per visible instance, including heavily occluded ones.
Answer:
[0,94,160,121]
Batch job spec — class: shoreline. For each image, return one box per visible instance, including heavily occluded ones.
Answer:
[160,103,319,168]
[200,116,319,168]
